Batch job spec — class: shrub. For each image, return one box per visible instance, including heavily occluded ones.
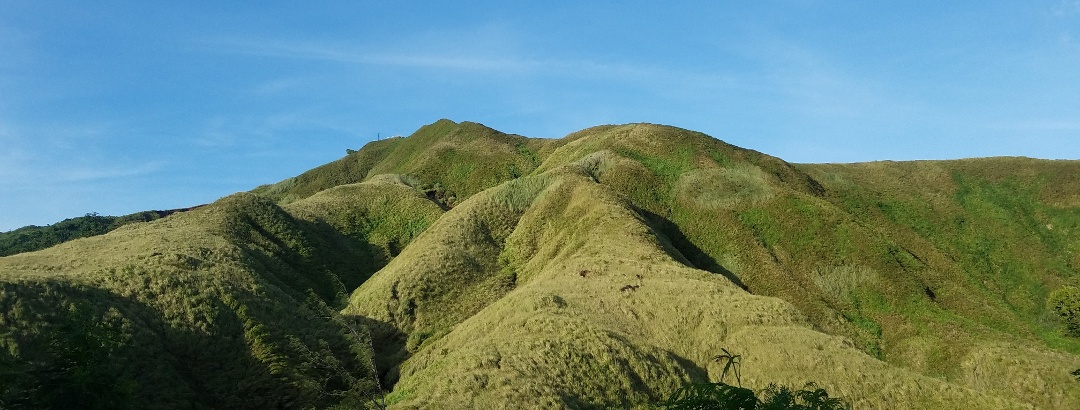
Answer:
[1048,286,1080,336]
[662,382,850,410]
[661,349,850,410]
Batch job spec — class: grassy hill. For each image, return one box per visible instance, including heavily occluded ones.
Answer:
[0,180,442,408]
[252,119,563,208]
[0,208,201,257]
[3,119,1080,408]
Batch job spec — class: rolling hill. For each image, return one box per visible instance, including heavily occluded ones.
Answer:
[2,119,1079,409]
[0,208,203,257]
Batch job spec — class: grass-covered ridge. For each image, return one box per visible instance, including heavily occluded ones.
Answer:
[252,119,563,208]
[338,124,1080,408]
[0,180,443,408]
[0,208,201,257]
[3,119,1080,408]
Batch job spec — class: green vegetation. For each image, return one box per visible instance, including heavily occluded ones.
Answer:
[0,209,194,257]
[663,382,849,410]
[0,185,440,408]
[252,119,562,207]
[1049,286,1080,336]
[4,119,1080,408]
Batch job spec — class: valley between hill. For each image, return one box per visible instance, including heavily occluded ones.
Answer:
[3,119,1080,408]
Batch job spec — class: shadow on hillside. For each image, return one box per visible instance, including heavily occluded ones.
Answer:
[230,212,385,307]
[0,279,291,409]
[350,315,410,389]
[293,217,386,293]
[638,209,750,292]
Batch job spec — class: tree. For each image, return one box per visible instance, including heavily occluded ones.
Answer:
[1048,286,1080,336]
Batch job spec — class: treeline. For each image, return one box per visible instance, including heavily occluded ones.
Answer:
[0,208,200,257]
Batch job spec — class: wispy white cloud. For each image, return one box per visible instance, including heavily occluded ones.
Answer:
[249,77,316,96]
[1053,0,1080,16]
[202,36,593,74]
[0,18,36,72]
[55,161,165,183]
[0,156,164,189]
[0,119,36,180]
[189,116,238,148]
[0,151,23,180]
[732,35,920,123]
[990,119,1080,132]
[0,116,165,187]
[198,38,772,127]
[190,111,317,148]
[0,152,164,186]
[197,21,542,74]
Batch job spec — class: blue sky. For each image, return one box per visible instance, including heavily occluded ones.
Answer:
[1,1,1079,231]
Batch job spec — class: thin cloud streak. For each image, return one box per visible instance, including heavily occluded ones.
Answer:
[991,120,1080,132]
[200,38,540,72]
[196,37,754,92]
[56,161,165,183]
[0,160,164,187]
[195,35,929,163]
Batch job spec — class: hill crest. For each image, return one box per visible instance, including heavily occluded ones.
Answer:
[3,119,1080,408]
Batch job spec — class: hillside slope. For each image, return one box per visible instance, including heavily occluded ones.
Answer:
[3,119,1079,408]
[342,124,1080,408]
[344,165,1032,409]
[0,179,442,408]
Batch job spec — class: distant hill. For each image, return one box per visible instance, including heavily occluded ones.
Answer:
[2,119,1079,408]
[0,207,202,257]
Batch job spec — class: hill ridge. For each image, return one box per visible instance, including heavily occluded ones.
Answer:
[3,119,1080,408]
